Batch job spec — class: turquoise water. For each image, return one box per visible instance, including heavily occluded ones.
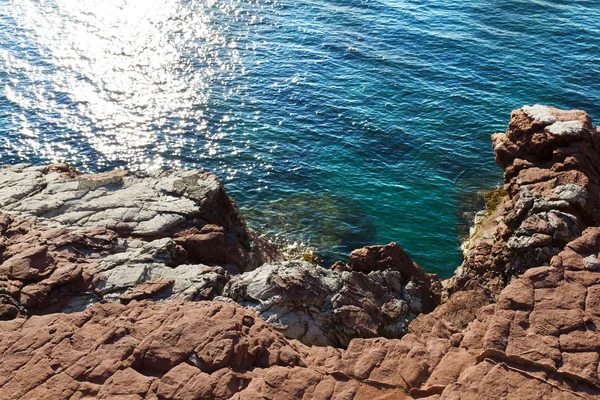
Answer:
[1,0,599,277]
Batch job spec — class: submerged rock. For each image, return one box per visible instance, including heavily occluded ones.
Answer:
[240,192,378,266]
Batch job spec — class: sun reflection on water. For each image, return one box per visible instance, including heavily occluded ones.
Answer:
[2,0,252,171]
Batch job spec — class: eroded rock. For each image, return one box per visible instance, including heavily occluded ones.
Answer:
[224,258,438,347]
[0,164,281,271]
[453,105,600,295]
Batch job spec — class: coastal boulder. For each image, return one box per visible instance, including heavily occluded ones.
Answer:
[345,242,442,312]
[224,257,439,347]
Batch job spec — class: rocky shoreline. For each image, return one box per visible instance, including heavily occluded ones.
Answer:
[2,105,600,399]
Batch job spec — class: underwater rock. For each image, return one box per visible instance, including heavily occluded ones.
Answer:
[240,192,377,266]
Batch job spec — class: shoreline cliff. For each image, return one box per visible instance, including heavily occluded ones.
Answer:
[1,105,600,399]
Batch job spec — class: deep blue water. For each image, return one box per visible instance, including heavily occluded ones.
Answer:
[1,0,599,277]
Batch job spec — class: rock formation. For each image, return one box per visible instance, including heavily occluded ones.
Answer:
[0,165,281,319]
[2,105,600,399]
[0,163,439,347]
[0,164,280,270]
[4,228,600,399]
[453,105,600,295]
[225,254,440,347]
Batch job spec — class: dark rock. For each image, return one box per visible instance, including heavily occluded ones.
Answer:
[224,259,433,347]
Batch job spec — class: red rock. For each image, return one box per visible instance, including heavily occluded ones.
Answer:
[559,352,600,387]
[506,332,561,369]
[119,279,174,303]
[97,368,155,398]
[348,242,414,274]
[0,304,18,320]
[534,282,587,310]
[0,301,314,399]
[0,212,119,317]
[521,265,563,288]
[529,309,585,336]
[346,242,442,312]
[559,330,600,352]
[408,290,490,336]
[482,310,514,352]
[497,279,534,310]
[455,106,600,294]
[0,245,50,281]
[441,359,598,399]
[566,227,600,253]
[583,288,600,322]
[564,270,600,286]
[422,348,476,390]
[174,226,245,266]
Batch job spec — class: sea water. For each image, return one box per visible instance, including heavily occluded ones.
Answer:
[0,0,599,277]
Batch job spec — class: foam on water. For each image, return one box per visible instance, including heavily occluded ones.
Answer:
[1,0,599,276]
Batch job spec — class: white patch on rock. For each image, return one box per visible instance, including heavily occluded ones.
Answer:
[545,121,585,136]
[584,255,599,271]
[224,260,428,347]
[96,237,229,300]
[522,104,556,125]
[0,165,213,237]
[550,184,587,208]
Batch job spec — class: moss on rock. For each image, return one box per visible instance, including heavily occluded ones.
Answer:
[483,188,507,215]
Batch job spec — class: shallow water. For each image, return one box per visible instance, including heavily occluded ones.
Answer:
[1,0,599,277]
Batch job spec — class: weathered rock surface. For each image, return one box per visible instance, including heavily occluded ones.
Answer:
[0,301,312,400]
[436,226,600,399]
[3,229,600,399]
[96,237,231,302]
[0,163,280,271]
[225,253,440,347]
[0,211,116,318]
[341,242,442,312]
[0,209,236,317]
[453,105,600,294]
[0,164,282,318]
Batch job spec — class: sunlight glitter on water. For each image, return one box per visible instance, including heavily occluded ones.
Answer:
[2,0,254,170]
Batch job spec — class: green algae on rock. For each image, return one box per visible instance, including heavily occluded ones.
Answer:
[483,188,507,215]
